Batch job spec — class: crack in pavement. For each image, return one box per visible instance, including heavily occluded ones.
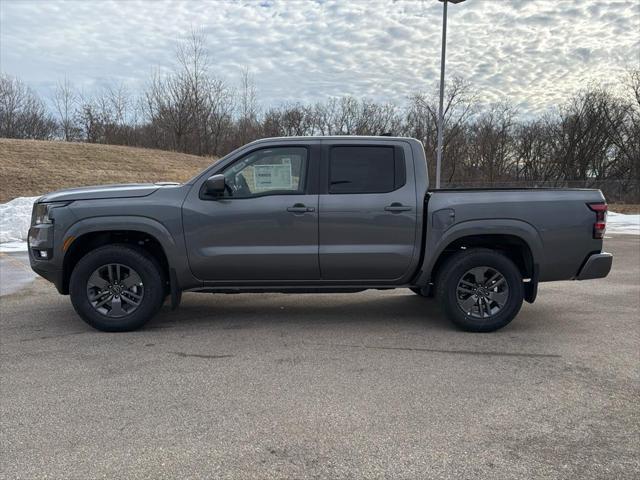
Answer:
[171,351,235,360]
[19,331,90,342]
[308,342,561,358]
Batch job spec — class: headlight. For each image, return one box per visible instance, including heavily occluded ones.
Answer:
[32,202,69,225]
[33,203,53,225]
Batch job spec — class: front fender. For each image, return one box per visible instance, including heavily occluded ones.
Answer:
[61,215,199,291]
[64,215,177,252]
[416,218,544,285]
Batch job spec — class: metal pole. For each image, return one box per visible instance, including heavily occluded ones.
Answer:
[435,0,448,189]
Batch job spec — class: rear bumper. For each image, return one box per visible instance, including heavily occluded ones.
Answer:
[576,252,613,280]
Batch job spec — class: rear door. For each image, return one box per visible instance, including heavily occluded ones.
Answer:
[318,140,418,281]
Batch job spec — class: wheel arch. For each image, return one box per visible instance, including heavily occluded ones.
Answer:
[431,234,535,281]
[415,219,543,302]
[61,217,177,295]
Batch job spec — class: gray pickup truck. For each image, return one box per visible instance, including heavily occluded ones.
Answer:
[29,136,612,332]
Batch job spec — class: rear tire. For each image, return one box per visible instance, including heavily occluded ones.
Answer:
[69,244,165,332]
[436,248,524,332]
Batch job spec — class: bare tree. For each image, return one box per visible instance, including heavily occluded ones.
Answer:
[468,102,517,184]
[53,77,78,141]
[237,67,259,145]
[104,83,137,144]
[140,28,235,155]
[405,76,477,182]
[514,118,556,183]
[202,78,235,155]
[626,68,640,110]
[75,92,106,143]
[177,27,210,155]
[0,74,57,139]
[144,71,195,152]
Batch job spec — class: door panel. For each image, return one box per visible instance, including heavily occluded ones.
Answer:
[183,195,319,281]
[183,144,320,282]
[319,143,418,281]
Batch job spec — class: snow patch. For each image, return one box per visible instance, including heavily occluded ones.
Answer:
[606,211,640,235]
[0,196,39,252]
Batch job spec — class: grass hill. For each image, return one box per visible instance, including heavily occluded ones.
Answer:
[0,139,216,202]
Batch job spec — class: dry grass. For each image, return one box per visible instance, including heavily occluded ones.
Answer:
[610,204,640,214]
[0,139,216,202]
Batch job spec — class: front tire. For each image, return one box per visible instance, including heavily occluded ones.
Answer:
[436,249,524,332]
[69,244,165,332]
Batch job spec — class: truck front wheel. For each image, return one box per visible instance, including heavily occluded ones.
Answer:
[436,249,524,332]
[69,244,165,332]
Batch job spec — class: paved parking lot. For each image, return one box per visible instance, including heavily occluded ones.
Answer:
[1,236,638,479]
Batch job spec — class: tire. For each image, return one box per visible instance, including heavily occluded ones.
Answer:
[436,248,524,332]
[409,287,432,298]
[69,244,165,332]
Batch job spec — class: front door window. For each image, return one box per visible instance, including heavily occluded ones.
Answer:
[223,147,308,198]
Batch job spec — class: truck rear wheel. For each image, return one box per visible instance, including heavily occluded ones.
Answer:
[436,248,524,332]
[69,244,165,332]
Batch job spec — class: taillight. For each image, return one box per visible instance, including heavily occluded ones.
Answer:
[587,203,607,239]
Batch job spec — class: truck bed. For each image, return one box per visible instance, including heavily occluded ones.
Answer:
[424,188,606,282]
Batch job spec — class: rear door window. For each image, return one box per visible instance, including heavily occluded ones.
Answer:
[329,146,404,194]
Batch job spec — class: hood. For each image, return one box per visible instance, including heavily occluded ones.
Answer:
[38,182,180,203]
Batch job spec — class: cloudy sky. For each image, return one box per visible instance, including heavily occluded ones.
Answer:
[1,0,638,115]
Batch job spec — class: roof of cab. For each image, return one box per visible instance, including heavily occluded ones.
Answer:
[246,136,421,145]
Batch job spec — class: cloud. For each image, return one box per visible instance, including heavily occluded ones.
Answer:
[0,0,638,116]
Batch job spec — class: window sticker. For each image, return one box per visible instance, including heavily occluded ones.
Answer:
[254,164,293,190]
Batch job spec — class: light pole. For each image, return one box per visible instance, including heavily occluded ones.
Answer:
[435,0,465,189]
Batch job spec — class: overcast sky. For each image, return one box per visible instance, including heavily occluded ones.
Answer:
[1,0,638,115]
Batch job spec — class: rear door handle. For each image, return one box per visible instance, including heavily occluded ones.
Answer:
[384,202,412,213]
[287,203,315,213]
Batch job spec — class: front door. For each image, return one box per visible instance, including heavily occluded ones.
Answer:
[183,145,320,281]
[319,142,418,281]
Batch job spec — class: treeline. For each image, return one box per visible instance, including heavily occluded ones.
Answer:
[1,31,638,201]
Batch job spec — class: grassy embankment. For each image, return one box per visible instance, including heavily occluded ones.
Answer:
[0,139,215,202]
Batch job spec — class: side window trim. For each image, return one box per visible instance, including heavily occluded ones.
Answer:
[394,146,406,190]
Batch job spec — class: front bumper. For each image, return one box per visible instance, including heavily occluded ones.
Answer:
[28,224,65,294]
[576,252,613,280]
[30,261,65,293]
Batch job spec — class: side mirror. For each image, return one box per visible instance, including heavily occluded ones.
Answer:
[204,174,226,195]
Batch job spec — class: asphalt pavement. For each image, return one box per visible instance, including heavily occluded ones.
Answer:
[1,236,638,479]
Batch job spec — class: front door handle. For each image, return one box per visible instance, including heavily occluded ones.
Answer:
[287,203,315,213]
[385,202,412,213]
